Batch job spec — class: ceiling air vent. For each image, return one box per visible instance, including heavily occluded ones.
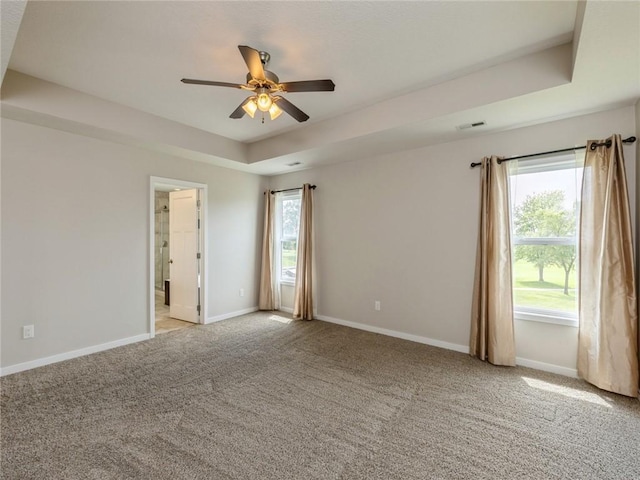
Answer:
[457,121,486,130]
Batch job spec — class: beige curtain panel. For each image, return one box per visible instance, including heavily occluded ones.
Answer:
[293,184,314,320]
[258,190,276,310]
[578,134,638,398]
[470,156,516,366]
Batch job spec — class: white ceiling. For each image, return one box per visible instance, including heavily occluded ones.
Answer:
[2,1,639,175]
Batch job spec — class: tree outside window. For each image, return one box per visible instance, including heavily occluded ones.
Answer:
[509,158,582,320]
[513,190,577,295]
[280,195,301,282]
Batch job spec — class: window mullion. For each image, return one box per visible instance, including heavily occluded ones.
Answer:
[509,158,581,326]
[277,194,301,284]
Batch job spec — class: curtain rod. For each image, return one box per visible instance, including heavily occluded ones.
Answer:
[469,136,637,168]
[269,185,316,194]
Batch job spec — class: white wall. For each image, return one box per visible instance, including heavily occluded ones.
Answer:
[1,118,267,369]
[270,106,637,374]
[636,98,640,368]
[636,99,640,270]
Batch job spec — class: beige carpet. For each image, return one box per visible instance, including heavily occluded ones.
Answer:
[2,311,639,479]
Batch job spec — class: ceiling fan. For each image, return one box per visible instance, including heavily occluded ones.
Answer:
[181,45,335,123]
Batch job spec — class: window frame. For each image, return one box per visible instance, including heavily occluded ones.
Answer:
[508,153,583,328]
[275,190,301,286]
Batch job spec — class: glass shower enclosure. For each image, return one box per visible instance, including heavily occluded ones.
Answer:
[154,192,170,291]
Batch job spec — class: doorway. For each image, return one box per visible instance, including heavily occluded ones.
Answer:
[149,177,208,338]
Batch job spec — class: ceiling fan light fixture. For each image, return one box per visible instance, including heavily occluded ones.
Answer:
[269,102,283,120]
[242,98,258,118]
[256,91,273,112]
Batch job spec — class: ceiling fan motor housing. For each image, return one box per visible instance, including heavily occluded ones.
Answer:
[246,70,279,87]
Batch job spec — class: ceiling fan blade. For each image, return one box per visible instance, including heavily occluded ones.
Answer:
[229,97,254,119]
[181,78,244,88]
[279,79,335,92]
[238,45,266,82]
[274,97,309,122]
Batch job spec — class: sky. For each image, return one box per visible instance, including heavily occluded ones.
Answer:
[509,152,584,211]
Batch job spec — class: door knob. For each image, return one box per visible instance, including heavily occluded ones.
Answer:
[169,259,173,264]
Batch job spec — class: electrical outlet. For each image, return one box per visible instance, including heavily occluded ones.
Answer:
[374,301,381,311]
[239,288,245,297]
[22,325,35,339]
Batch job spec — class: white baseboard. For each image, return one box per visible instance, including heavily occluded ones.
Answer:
[316,314,469,354]
[206,306,259,324]
[0,311,579,380]
[315,314,578,378]
[0,333,150,377]
[515,357,578,378]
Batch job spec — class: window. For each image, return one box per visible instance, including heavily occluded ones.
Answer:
[508,153,584,326]
[276,191,301,284]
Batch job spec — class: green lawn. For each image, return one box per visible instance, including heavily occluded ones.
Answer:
[513,260,577,313]
[282,248,297,268]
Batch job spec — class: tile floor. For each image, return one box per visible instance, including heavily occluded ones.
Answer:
[155,291,194,335]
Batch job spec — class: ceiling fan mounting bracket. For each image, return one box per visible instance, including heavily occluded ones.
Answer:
[259,51,270,66]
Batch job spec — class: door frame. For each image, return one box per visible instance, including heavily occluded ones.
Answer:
[149,176,208,338]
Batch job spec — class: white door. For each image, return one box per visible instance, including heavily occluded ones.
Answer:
[169,188,199,322]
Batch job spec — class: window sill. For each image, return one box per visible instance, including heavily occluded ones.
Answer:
[514,310,578,328]
[279,280,296,287]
